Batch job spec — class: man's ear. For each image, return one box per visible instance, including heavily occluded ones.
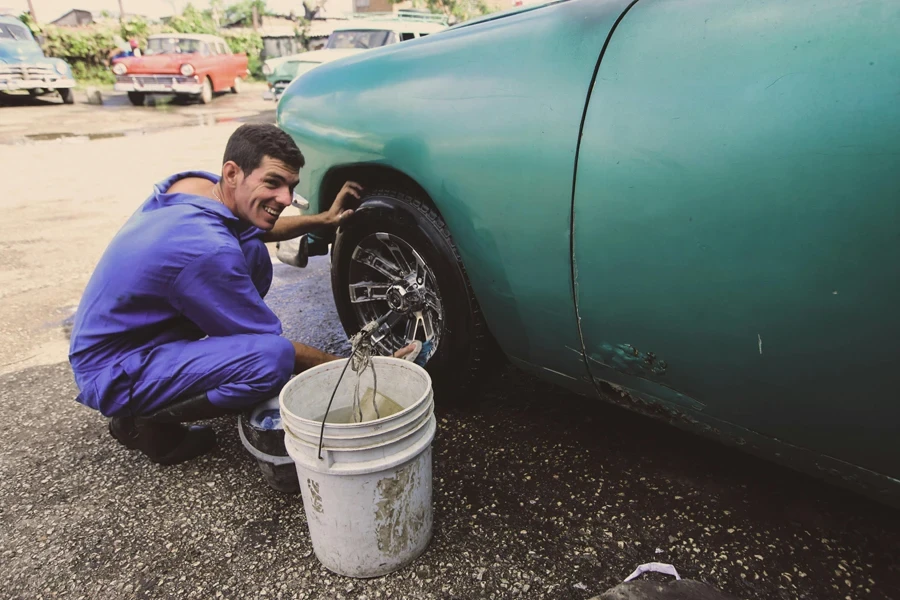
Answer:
[221,161,242,188]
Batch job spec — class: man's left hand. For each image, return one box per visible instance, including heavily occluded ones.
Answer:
[393,343,417,359]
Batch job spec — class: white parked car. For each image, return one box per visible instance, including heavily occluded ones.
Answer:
[263,11,447,101]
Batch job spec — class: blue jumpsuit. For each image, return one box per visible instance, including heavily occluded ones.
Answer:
[69,171,295,417]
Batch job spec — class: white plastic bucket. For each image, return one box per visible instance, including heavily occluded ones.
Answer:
[280,357,436,578]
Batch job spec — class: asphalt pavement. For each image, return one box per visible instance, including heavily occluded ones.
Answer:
[1,256,899,600]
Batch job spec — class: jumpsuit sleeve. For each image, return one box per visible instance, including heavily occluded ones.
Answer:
[169,247,283,337]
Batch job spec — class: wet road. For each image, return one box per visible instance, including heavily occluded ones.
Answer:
[0,90,899,599]
[0,82,275,146]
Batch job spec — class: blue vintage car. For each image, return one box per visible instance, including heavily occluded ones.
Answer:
[0,15,76,104]
[277,0,900,507]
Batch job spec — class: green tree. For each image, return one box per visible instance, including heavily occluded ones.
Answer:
[393,0,491,23]
[120,16,150,46]
[222,30,264,76]
[205,0,225,26]
[224,0,270,27]
[165,3,217,34]
[18,11,40,35]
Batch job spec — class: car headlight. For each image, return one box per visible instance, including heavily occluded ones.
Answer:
[262,63,272,75]
[180,63,194,76]
[112,62,127,75]
[54,61,68,75]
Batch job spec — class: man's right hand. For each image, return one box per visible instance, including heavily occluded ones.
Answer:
[322,181,363,227]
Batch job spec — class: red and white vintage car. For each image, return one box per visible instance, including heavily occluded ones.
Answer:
[112,33,249,106]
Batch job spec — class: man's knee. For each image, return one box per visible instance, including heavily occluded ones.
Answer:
[207,334,294,410]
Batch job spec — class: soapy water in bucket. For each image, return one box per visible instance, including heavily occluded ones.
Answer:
[317,388,405,423]
[253,339,432,432]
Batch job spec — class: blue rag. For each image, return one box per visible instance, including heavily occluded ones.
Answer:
[256,408,282,430]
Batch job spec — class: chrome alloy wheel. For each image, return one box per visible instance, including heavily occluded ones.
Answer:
[347,232,443,355]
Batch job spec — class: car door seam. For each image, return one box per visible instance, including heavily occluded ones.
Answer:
[569,0,643,391]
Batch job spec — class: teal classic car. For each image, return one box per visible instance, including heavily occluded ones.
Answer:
[0,15,76,104]
[277,0,900,505]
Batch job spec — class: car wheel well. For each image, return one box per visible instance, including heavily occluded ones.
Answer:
[320,165,437,218]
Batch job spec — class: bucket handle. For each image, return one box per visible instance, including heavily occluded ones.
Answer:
[318,356,353,460]
[237,416,295,466]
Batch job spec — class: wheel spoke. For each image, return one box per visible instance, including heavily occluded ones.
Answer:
[421,310,437,341]
[423,288,441,313]
[405,313,422,343]
[351,246,402,281]
[413,253,428,286]
[349,281,389,304]
[376,233,413,277]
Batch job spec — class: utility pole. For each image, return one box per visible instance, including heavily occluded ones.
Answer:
[26,0,37,23]
[251,3,259,31]
[118,0,125,22]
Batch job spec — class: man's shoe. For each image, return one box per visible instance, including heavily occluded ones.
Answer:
[147,424,217,466]
[141,392,233,423]
[108,416,141,450]
[108,417,216,465]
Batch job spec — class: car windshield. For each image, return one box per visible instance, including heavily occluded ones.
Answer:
[325,29,391,50]
[0,23,32,41]
[146,37,205,55]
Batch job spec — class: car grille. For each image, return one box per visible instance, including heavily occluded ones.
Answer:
[0,64,58,81]
[116,75,196,85]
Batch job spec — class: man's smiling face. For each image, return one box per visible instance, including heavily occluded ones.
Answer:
[232,156,300,230]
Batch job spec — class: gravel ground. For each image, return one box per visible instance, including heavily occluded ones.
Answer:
[1,258,899,600]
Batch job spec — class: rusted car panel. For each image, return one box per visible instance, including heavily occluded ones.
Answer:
[573,0,900,482]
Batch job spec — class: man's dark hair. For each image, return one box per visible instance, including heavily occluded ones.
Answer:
[223,123,305,174]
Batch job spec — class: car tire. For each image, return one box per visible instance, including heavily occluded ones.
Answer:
[59,88,74,104]
[198,77,213,104]
[231,77,242,94]
[127,91,145,106]
[331,188,494,391]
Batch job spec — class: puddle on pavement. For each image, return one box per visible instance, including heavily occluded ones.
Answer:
[47,306,78,341]
[25,132,127,142]
[14,109,274,145]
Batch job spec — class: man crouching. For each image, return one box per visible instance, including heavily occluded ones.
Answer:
[69,123,412,465]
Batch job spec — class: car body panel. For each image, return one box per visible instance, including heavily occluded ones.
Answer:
[113,34,248,95]
[277,0,900,504]
[0,15,76,93]
[573,0,900,478]
[279,0,637,392]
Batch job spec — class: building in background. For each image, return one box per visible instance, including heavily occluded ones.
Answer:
[353,0,405,13]
[49,8,94,26]
[223,14,304,61]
